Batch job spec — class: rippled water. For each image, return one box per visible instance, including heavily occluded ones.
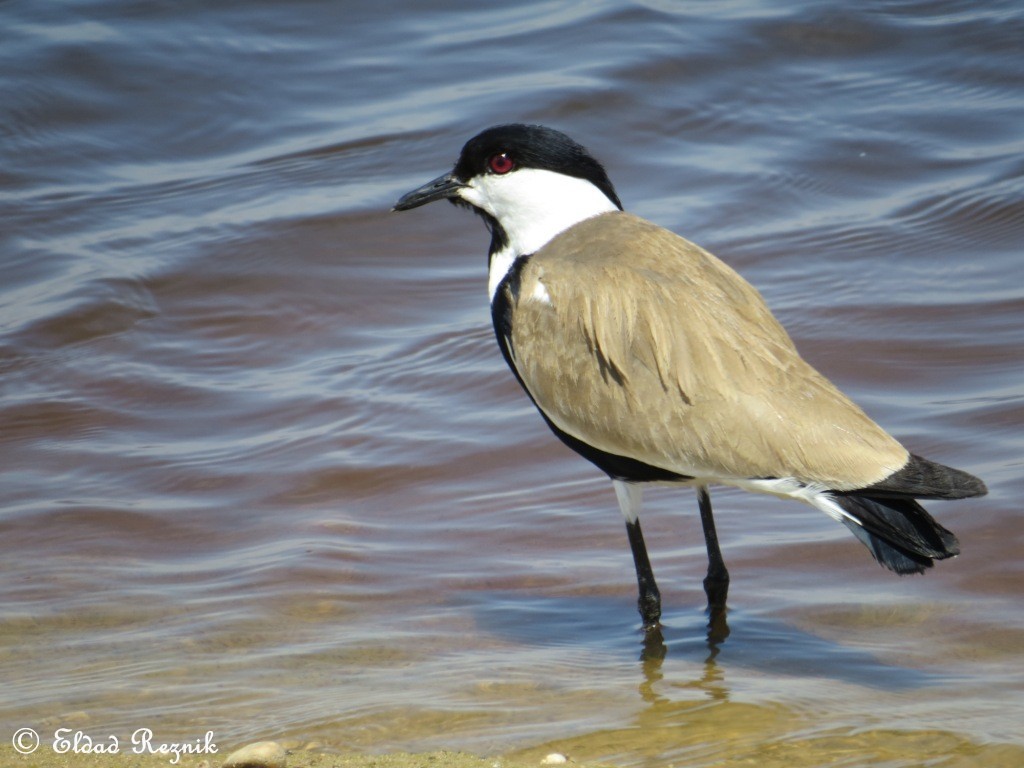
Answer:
[3,1,1023,765]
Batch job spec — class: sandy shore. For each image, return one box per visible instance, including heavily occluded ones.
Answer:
[8,730,1024,768]
[4,744,608,768]
[8,723,1024,768]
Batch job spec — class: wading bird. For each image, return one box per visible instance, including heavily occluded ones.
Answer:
[393,124,986,630]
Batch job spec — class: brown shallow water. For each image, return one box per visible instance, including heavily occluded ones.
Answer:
[2,1,1023,766]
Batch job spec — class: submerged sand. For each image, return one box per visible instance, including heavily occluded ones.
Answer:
[5,731,1024,768]
[3,745,606,768]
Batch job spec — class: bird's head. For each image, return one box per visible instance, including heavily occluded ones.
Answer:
[394,124,623,258]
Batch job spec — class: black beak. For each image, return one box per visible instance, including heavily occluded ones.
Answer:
[393,172,465,212]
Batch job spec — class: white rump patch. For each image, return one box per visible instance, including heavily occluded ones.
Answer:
[732,477,863,528]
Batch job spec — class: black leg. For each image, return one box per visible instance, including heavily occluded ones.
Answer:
[625,518,662,630]
[697,486,729,609]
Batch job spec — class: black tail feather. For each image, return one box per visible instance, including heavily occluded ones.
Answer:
[832,494,960,575]
[857,453,987,500]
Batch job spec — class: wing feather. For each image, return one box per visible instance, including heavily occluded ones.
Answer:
[507,212,908,489]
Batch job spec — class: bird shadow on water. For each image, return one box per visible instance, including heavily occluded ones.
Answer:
[654,604,941,691]
[470,592,941,693]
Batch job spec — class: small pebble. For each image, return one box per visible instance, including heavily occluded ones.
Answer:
[542,754,568,765]
[222,740,287,768]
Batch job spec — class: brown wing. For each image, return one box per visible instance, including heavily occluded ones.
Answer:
[507,212,908,489]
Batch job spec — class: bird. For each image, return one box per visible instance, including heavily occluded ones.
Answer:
[393,123,987,631]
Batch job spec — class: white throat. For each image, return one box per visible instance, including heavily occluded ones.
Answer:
[455,168,619,300]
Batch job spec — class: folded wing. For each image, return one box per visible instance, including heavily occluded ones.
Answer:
[507,212,909,490]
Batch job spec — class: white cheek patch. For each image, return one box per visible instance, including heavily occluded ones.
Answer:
[466,168,619,259]
[457,185,486,209]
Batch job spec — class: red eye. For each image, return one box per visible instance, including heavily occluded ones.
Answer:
[488,153,515,174]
